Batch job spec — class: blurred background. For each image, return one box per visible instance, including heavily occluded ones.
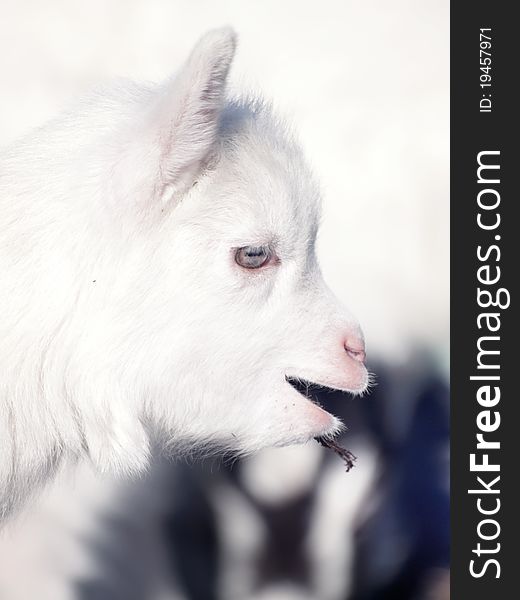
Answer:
[0,1,449,599]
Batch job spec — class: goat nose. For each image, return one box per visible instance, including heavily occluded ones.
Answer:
[344,338,366,364]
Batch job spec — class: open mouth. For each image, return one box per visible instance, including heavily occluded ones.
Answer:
[286,376,346,406]
[286,376,357,471]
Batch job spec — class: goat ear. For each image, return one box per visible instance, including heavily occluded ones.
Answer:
[147,27,236,196]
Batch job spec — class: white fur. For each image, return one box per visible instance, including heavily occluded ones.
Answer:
[0,28,367,518]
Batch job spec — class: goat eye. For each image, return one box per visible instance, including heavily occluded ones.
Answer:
[235,245,272,269]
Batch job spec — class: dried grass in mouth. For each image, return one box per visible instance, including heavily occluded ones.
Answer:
[315,436,357,471]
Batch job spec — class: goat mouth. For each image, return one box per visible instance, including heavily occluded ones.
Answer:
[286,376,357,472]
[286,376,345,405]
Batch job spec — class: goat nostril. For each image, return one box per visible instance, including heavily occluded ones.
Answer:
[345,344,366,364]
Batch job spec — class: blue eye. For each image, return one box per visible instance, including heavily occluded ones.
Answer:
[235,245,272,269]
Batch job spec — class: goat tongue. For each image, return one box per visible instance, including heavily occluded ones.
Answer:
[315,436,357,471]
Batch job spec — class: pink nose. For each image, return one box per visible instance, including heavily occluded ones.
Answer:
[344,339,366,364]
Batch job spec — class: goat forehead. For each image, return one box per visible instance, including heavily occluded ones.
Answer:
[202,168,320,250]
[218,101,321,206]
[209,144,320,236]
